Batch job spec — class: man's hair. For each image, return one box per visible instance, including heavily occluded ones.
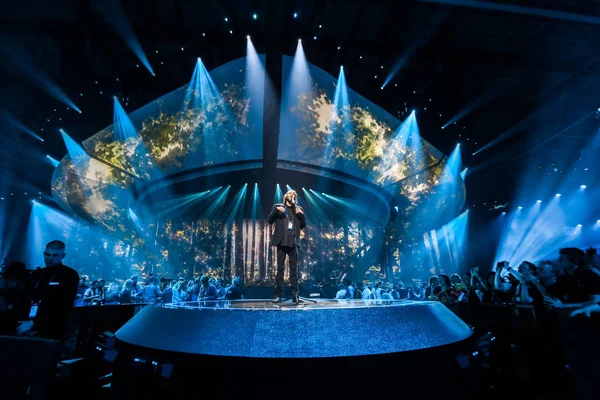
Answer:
[45,240,66,250]
[559,247,586,267]
[283,190,297,203]
[521,261,537,275]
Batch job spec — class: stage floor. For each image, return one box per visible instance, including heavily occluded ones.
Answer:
[116,299,472,359]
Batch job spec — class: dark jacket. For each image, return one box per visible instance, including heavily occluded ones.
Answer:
[267,203,306,247]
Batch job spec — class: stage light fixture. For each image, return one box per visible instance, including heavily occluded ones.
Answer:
[536,200,542,203]
[359,56,363,59]
[380,87,383,90]
[202,32,205,36]
[556,193,561,197]
[253,13,258,19]
[247,35,250,39]
[229,30,233,34]
[293,12,298,18]
[502,212,506,215]
[577,224,582,227]
[518,206,523,210]
[313,36,317,40]
[319,25,322,28]
[224,17,228,22]
[580,185,587,189]
[337,46,341,50]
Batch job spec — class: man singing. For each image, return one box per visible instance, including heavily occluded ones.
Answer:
[268,189,306,303]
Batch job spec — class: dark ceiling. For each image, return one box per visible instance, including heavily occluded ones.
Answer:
[1,0,599,218]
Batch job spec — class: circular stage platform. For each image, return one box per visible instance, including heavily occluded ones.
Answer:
[115,299,472,358]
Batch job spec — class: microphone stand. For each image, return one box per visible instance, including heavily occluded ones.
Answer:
[293,202,316,305]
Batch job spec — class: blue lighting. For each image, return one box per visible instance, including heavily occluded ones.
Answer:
[556,193,561,197]
[293,12,298,18]
[253,13,258,20]
[580,185,587,189]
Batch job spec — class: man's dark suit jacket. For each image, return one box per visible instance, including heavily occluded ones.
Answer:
[267,203,306,247]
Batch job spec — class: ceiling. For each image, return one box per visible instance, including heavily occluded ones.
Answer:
[1,0,599,219]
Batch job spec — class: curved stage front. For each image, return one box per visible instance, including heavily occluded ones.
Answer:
[115,299,472,359]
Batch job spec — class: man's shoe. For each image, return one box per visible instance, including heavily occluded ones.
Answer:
[292,293,300,304]
[272,295,282,303]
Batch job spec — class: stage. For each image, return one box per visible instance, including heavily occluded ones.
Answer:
[115,299,472,358]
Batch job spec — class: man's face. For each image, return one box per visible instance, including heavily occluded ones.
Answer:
[44,247,65,267]
[538,263,555,282]
[519,263,533,276]
[559,254,573,269]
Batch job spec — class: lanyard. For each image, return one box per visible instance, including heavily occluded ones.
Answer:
[31,272,58,306]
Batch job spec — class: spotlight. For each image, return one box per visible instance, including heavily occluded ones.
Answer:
[502,212,506,215]
[577,224,583,227]
[412,109,416,114]
[224,17,228,22]
[580,185,587,189]
[181,47,184,51]
[247,35,250,40]
[229,30,233,34]
[518,206,523,210]
[380,87,384,90]
[556,193,561,197]
[313,36,317,40]
[597,220,600,224]
[536,200,542,203]
[293,12,298,18]
[253,13,258,20]
[298,39,302,43]
[337,46,341,50]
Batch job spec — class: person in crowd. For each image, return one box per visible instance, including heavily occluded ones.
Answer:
[74,275,89,306]
[425,275,441,300]
[15,240,79,339]
[215,278,226,299]
[142,276,163,304]
[436,273,467,305]
[161,280,173,303]
[545,247,600,313]
[0,260,28,334]
[508,261,543,305]
[340,276,355,299]
[119,279,134,304]
[224,276,245,300]
[357,281,372,300]
[198,275,218,301]
[335,283,347,299]
[171,279,186,302]
[130,275,142,300]
[408,281,424,300]
[104,282,121,305]
[83,280,102,305]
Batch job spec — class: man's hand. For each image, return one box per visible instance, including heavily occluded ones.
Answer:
[295,206,303,215]
[544,296,563,309]
[276,206,285,213]
[16,320,34,336]
[571,304,600,318]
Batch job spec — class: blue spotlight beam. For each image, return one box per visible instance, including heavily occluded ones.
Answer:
[1,111,44,142]
[418,0,600,25]
[2,47,81,113]
[96,0,155,75]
